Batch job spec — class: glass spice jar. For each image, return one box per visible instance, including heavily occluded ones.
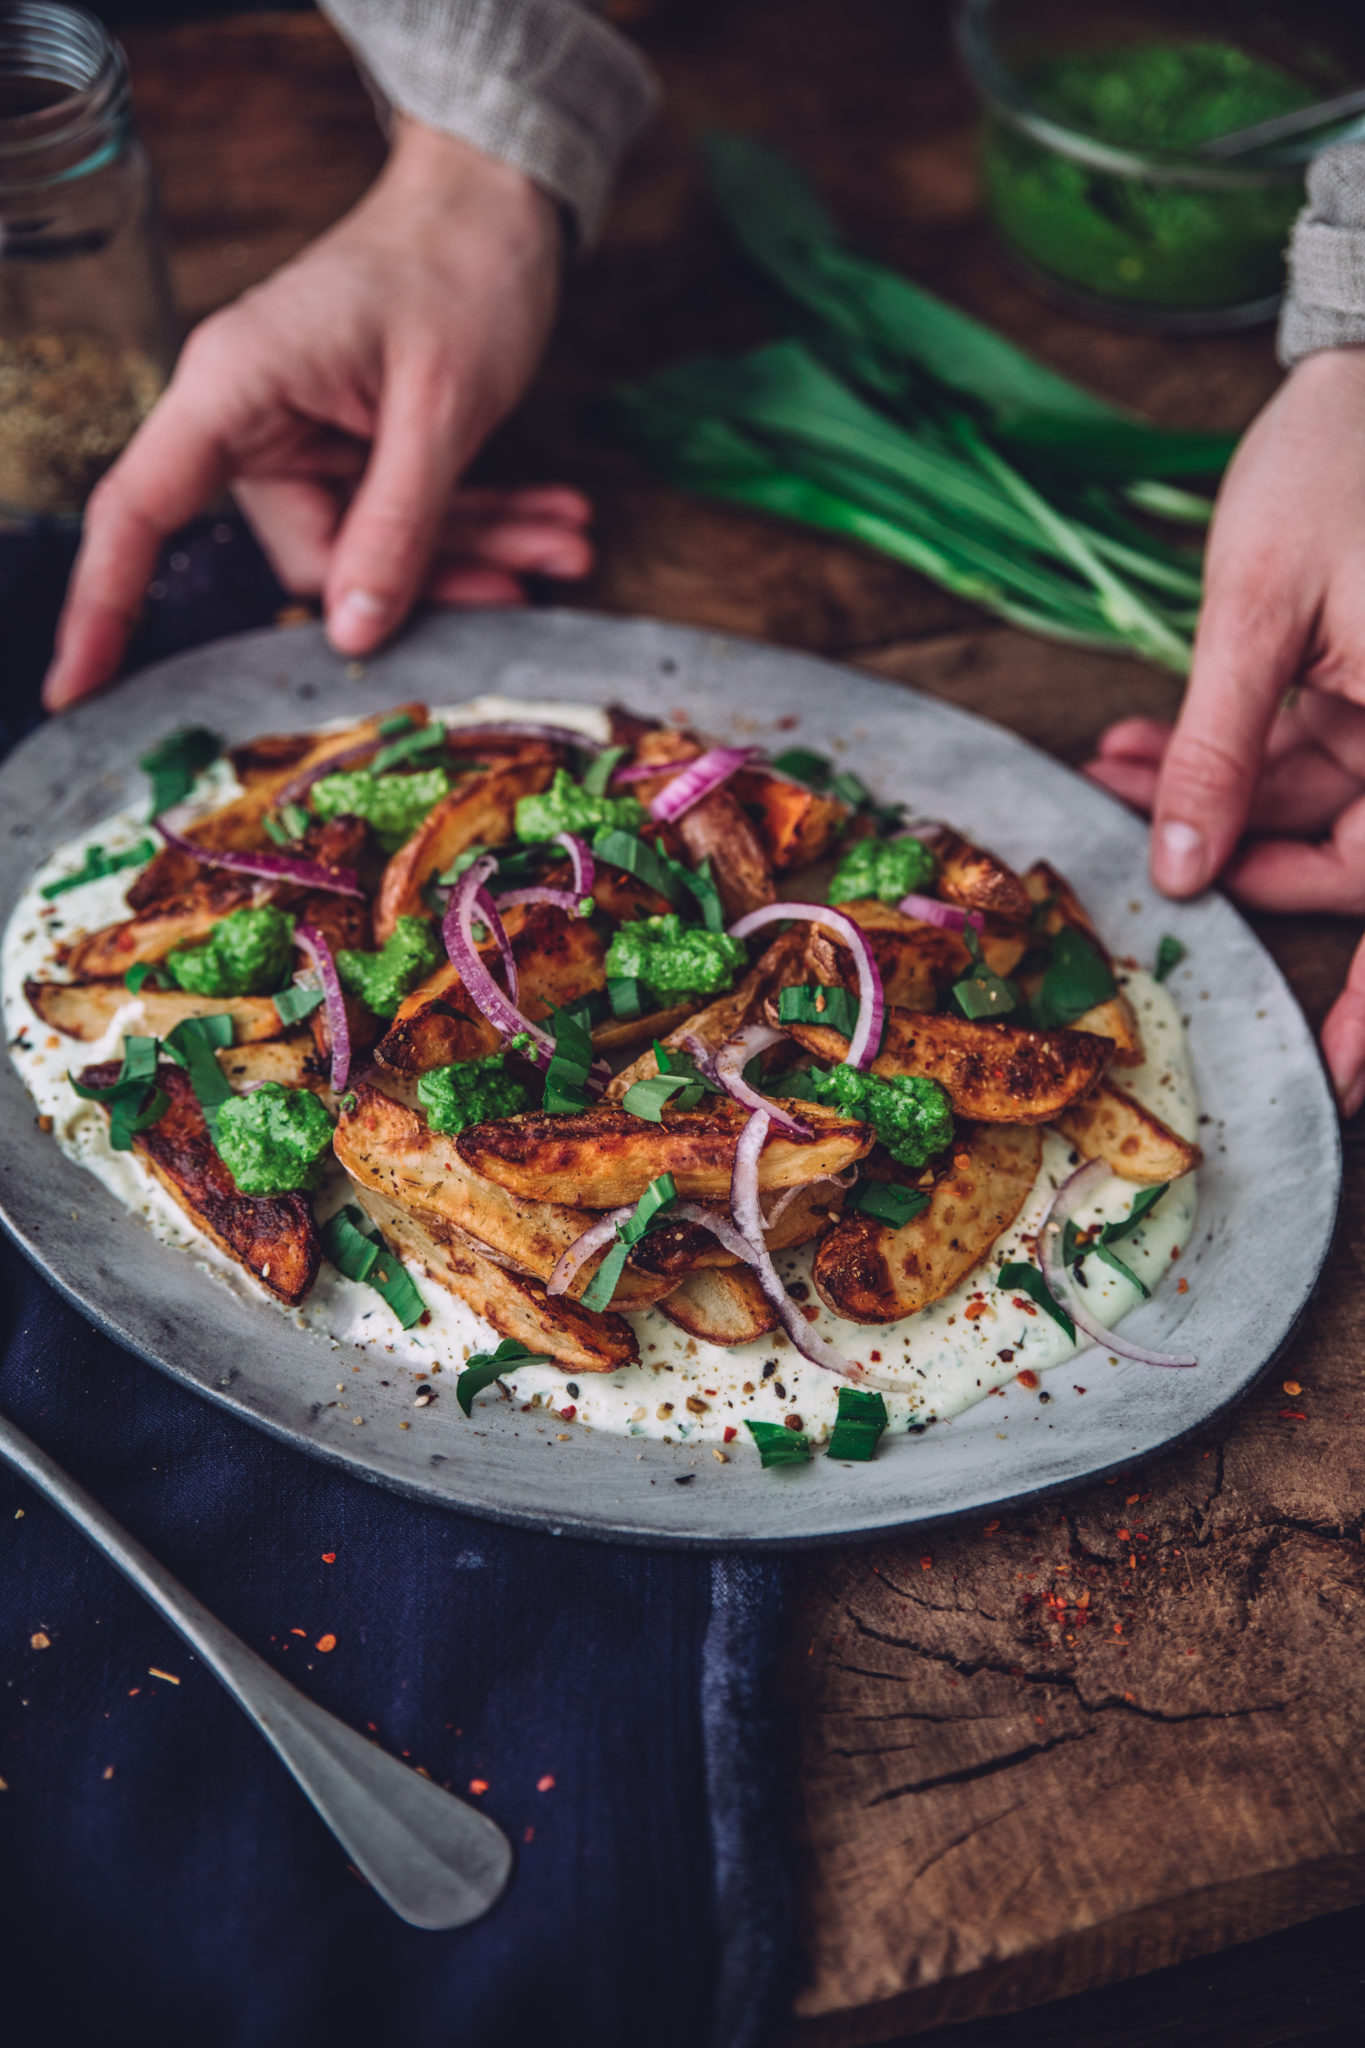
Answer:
[0,2,174,521]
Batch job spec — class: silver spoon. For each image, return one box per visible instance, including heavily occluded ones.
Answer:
[1197,83,1365,161]
[0,1407,513,1929]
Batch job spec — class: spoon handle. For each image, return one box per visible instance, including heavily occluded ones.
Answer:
[0,1408,512,1929]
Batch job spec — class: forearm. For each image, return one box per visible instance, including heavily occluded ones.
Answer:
[319,0,658,246]
[1279,141,1365,365]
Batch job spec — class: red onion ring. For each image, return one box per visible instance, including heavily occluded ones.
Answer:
[728,901,885,1071]
[555,831,594,897]
[475,883,519,1005]
[1036,1158,1196,1368]
[440,720,604,754]
[276,736,399,806]
[495,828,595,921]
[644,746,758,822]
[443,857,552,1069]
[764,1166,857,1229]
[294,923,352,1093]
[897,891,984,934]
[546,1208,634,1298]
[713,1022,811,1138]
[155,816,365,901]
[494,886,591,920]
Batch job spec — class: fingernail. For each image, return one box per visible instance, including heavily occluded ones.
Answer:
[1341,1069,1365,1121]
[1155,820,1207,895]
[328,588,388,648]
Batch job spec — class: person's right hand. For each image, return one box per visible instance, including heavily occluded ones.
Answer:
[43,116,590,713]
[1085,347,1365,1112]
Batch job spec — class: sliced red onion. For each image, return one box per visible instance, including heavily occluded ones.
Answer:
[728,901,885,1071]
[494,886,590,920]
[554,831,594,898]
[895,819,948,841]
[155,816,365,901]
[441,720,603,754]
[897,891,984,934]
[443,857,552,1069]
[1036,1158,1196,1368]
[647,746,758,823]
[294,923,351,1093]
[727,1108,891,1383]
[546,1208,633,1298]
[475,883,519,1006]
[764,1166,856,1229]
[713,1022,811,1138]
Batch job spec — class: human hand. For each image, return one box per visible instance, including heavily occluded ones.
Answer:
[43,117,589,712]
[1085,348,1365,1112]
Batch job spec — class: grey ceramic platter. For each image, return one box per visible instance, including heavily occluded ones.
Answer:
[0,609,1341,1547]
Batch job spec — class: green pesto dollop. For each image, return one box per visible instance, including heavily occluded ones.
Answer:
[417,1054,534,1136]
[335,915,442,1019]
[215,1081,334,1195]
[310,765,450,854]
[807,1065,953,1170]
[514,768,645,844]
[165,904,295,998]
[605,912,746,1002]
[983,41,1313,311]
[828,835,936,906]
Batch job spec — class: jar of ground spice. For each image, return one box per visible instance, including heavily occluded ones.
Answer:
[0,3,174,519]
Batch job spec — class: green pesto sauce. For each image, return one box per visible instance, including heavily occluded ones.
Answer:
[310,765,451,854]
[165,904,294,998]
[515,768,646,844]
[215,1081,333,1195]
[983,40,1314,309]
[335,916,441,1019]
[828,835,936,906]
[417,1054,534,1136]
[808,1065,953,1169]
[605,913,747,1001]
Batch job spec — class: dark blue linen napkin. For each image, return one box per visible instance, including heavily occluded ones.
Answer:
[0,519,793,2048]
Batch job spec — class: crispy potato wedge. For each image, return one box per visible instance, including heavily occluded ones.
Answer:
[590,1001,696,1056]
[933,826,1032,925]
[806,901,1029,1012]
[813,1123,1042,1323]
[657,1265,778,1346]
[1052,1081,1201,1184]
[456,1098,871,1208]
[608,932,807,1100]
[629,729,776,920]
[376,901,606,1074]
[25,980,284,1045]
[76,1060,320,1305]
[732,767,849,871]
[333,1083,680,1307]
[374,755,557,941]
[351,1184,636,1373]
[1023,861,1143,1066]
[216,1034,334,1106]
[773,1005,1111,1123]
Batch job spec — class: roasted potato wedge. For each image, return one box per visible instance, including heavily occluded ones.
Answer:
[1023,861,1142,1066]
[590,1002,696,1056]
[629,729,776,920]
[657,1265,778,1346]
[76,1060,320,1306]
[813,1123,1042,1323]
[773,1005,1111,1124]
[1052,1081,1201,1184]
[456,1098,872,1208]
[374,755,558,940]
[376,900,606,1074]
[349,1184,636,1373]
[933,826,1032,926]
[216,1034,334,1106]
[333,1083,681,1307]
[25,980,284,1045]
[732,766,849,871]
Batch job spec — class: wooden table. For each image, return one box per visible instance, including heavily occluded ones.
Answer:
[121,7,1365,2042]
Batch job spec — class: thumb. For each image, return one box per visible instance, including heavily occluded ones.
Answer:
[323,366,463,655]
[1151,572,1307,897]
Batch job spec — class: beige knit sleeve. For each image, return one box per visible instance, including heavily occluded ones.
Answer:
[1278,143,1365,365]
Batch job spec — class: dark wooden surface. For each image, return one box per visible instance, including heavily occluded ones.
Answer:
[118,6,1365,2042]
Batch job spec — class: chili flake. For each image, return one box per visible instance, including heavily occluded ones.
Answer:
[316,1634,337,1653]
[469,1779,489,1796]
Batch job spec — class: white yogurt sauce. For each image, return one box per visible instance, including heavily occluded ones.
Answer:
[2,696,1198,1452]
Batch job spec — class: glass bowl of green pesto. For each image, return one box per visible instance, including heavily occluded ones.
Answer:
[956,0,1365,330]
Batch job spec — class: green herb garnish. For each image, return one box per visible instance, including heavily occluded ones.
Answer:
[826,1386,888,1461]
[606,976,648,1021]
[581,745,629,797]
[139,726,222,818]
[777,982,862,1041]
[273,982,326,1027]
[456,1336,552,1416]
[69,1035,168,1152]
[1154,935,1186,983]
[162,1012,234,1138]
[621,1042,721,1124]
[591,827,686,906]
[378,712,416,738]
[124,960,165,994]
[847,1181,931,1227]
[580,1174,678,1313]
[996,1260,1075,1340]
[1099,1183,1168,1246]
[370,720,447,774]
[542,1002,599,1117]
[320,1205,427,1329]
[745,1419,812,1468]
[952,924,1020,1022]
[1031,927,1116,1030]
[41,838,156,900]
